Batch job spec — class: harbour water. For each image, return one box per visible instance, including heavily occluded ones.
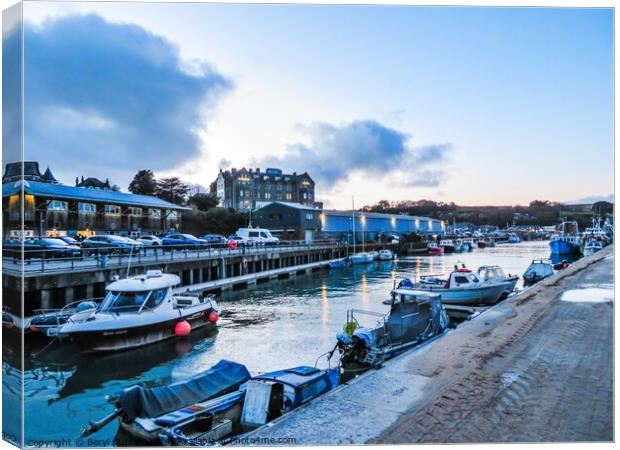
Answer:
[6,241,554,445]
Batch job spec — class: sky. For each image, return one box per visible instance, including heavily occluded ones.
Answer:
[5,1,614,208]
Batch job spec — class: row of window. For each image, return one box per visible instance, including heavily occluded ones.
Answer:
[47,201,178,218]
[239,190,294,201]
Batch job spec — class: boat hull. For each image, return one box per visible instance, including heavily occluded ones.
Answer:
[414,283,508,306]
[68,310,217,353]
[351,255,374,264]
[428,248,444,256]
[549,239,581,255]
[440,245,455,254]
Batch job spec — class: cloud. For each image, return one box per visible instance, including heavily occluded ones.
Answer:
[253,119,451,189]
[21,14,231,186]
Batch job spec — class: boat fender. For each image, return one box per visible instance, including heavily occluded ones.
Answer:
[174,320,191,336]
[207,311,219,323]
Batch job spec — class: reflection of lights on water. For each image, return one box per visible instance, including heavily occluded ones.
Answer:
[321,284,329,332]
[361,273,369,306]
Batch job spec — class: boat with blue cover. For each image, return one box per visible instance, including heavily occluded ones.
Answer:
[81,359,340,445]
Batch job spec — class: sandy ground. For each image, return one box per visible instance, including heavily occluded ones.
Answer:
[374,248,613,443]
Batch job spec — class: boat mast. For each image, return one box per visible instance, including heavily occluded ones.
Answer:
[352,195,356,254]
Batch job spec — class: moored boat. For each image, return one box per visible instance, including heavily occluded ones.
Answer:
[378,249,394,260]
[367,250,379,260]
[48,270,219,353]
[477,265,519,298]
[439,239,456,253]
[410,266,510,306]
[507,233,521,244]
[328,257,349,269]
[582,239,604,257]
[350,252,374,264]
[522,259,554,286]
[427,242,444,256]
[462,238,475,251]
[549,221,581,255]
[477,240,488,249]
[336,289,449,381]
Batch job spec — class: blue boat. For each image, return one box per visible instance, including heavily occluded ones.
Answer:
[328,257,349,269]
[549,221,581,255]
[507,233,521,244]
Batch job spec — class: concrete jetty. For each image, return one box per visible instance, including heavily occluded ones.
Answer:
[251,246,613,444]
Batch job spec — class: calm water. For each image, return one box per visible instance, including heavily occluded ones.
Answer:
[6,241,555,445]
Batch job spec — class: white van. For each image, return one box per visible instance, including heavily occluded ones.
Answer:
[236,228,279,244]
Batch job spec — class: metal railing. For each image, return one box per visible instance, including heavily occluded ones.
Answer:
[2,239,343,275]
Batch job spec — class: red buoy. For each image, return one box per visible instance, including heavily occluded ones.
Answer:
[207,311,219,323]
[175,320,191,336]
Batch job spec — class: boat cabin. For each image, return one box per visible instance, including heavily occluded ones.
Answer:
[477,265,507,282]
[98,271,180,314]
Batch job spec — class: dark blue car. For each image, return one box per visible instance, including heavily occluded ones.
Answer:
[162,233,209,250]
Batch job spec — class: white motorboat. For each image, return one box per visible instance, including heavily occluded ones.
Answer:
[409,265,510,306]
[367,250,379,260]
[378,249,394,260]
[477,265,519,298]
[351,252,374,264]
[49,270,219,353]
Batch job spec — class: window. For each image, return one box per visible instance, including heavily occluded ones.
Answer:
[48,200,68,211]
[286,193,292,200]
[99,290,149,313]
[104,205,121,215]
[239,189,244,197]
[168,210,178,219]
[249,231,260,238]
[144,288,168,309]
[127,207,143,216]
[454,276,469,284]
[78,203,96,213]
[147,208,161,218]
[265,192,271,199]
[302,193,307,200]
[305,213,314,220]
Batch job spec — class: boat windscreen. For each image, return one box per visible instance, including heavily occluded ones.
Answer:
[99,290,151,313]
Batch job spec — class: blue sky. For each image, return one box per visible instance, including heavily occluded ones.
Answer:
[16,2,614,208]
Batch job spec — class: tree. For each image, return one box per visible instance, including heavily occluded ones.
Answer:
[155,177,190,205]
[190,193,219,211]
[128,170,157,196]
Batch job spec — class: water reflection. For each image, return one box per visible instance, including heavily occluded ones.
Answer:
[7,241,552,444]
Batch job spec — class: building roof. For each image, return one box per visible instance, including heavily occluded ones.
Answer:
[41,167,59,183]
[323,209,443,222]
[2,180,190,210]
[257,201,321,211]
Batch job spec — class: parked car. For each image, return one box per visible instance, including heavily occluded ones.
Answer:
[117,236,145,248]
[226,235,254,246]
[4,238,82,260]
[57,236,82,247]
[136,235,163,246]
[235,228,280,244]
[162,233,209,250]
[82,235,136,255]
[203,234,227,246]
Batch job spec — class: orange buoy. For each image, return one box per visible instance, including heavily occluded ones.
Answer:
[175,320,191,336]
[207,311,219,323]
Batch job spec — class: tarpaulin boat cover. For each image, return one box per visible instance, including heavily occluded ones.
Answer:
[118,359,251,421]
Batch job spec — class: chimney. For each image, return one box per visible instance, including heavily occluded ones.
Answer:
[75,177,79,186]
[256,168,260,173]
[81,175,84,182]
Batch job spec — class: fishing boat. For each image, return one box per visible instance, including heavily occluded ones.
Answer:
[427,242,444,256]
[477,240,488,249]
[411,265,510,305]
[439,239,456,253]
[378,249,395,260]
[454,238,466,253]
[328,257,349,269]
[48,270,219,353]
[477,265,519,298]
[549,221,581,255]
[350,252,374,264]
[582,239,604,257]
[462,238,476,251]
[522,259,554,286]
[336,289,449,381]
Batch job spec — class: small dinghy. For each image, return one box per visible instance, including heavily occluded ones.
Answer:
[328,258,349,269]
[48,270,219,353]
[378,249,394,260]
[522,259,554,286]
[336,288,449,381]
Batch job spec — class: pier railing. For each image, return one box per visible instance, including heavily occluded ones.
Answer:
[2,239,343,275]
